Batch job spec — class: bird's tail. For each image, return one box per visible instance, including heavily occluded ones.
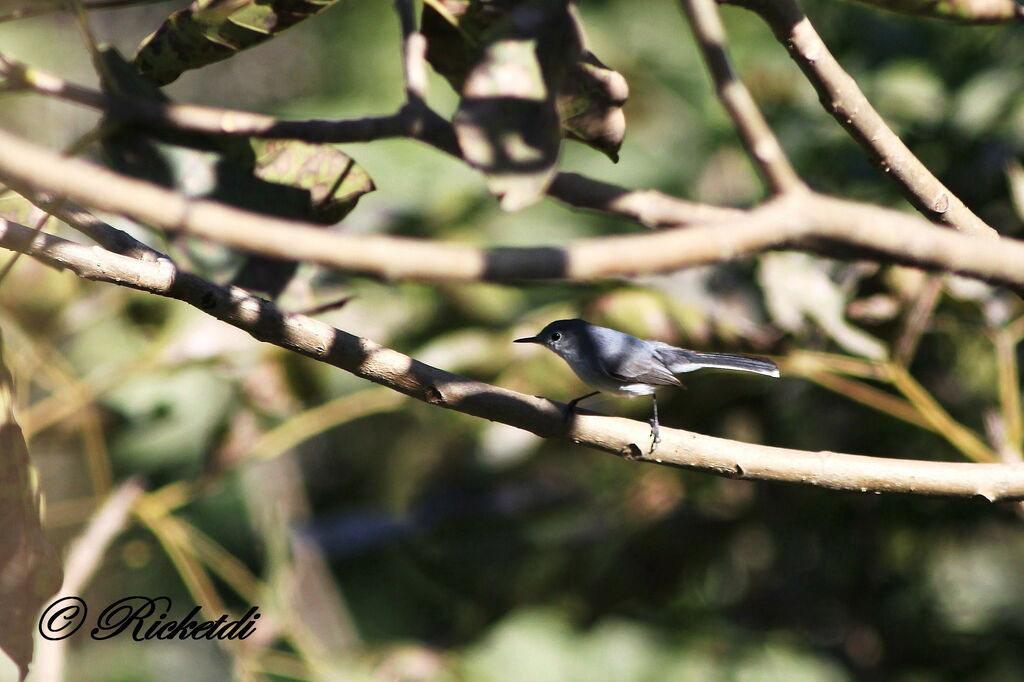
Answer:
[658,348,780,378]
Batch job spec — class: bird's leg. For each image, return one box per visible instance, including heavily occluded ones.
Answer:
[564,391,600,424]
[649,393,661,453]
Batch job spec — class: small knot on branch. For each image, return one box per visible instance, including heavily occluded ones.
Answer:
[424,384,445,405]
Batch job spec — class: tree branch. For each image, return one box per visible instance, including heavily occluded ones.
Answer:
[3,217,1023,500]
[0,0,171,24]
[679,0,805,195]
[845,0,1023,23]
[1,127,1024,286]
[27,192,165,261]
[0,54,737,228]
[33,477,147,682]
[725,0,998,237]
[0,52,438,145]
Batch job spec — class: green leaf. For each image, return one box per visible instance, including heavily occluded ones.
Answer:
[133,0,345,86]
[452,0,579,211]
[232,140,375,296]
[424,0,628,164]
[92,49,375,297]
[251,139,375,225]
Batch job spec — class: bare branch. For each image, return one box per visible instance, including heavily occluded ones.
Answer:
[29,193,165,261]
[548,173,745,226]
[3,218,1024,500]
[0,204,50,287]
[0,53,436,146]
[0,0,171,24]
[725,0,998,238]
[55,478,147,596]
[0,55,734,227]
[678,0,804,195]
[846,0,1023,23]
[34,477,147,682]
[893,274,943,365]
[1,128,1024,286]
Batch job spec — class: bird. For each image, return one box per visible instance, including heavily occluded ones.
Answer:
[514,319,779,451]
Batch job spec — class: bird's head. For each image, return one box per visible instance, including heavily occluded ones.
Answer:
[514,319,590,359]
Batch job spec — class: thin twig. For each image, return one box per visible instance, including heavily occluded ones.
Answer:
[296,295,357,317]
[2,219,1024,500]
[246,388,403,461]
[894,274,943,365]
[992,328,1023,454]
[796,369,931,431]
[34,477,147,682]
[0,0,172,24]
[0,53,755,227]
[885,363,997,463]
[848,0,1022,24]
[678,0,804,195]
[0,205,51,287]
[30,193,166,260]
[725,0,997,237]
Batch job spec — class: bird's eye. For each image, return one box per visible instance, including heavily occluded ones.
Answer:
[550,332,562,342]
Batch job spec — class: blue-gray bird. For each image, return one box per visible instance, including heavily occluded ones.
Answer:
[515,319,779,450]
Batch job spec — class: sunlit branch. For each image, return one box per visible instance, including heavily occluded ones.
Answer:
[2,217,1024,500]
[725,0,998,237]
[1,128,1024,287]
[678,0,804,195]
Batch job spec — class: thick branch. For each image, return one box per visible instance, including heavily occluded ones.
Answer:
[1,128,1024,286]
[679,0,804,195]
[726,0,997,238]
[3,218,1024,500]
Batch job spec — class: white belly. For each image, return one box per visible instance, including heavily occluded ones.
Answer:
[569,362,655,397]
[612,383,656,397]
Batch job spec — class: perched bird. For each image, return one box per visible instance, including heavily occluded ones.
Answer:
[515,319,779,451]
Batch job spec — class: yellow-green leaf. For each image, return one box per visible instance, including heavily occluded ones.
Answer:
[134,0,344,86]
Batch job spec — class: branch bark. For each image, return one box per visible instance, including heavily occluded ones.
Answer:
[1,127,1024,287]
[679,0,804,195]
[846,0,1023,23]
[0,54,739,229]
[726,0,997,237]
[33,477,147,682]
[3,217,1024,501]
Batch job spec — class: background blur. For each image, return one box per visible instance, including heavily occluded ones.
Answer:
[2,0,1024,679]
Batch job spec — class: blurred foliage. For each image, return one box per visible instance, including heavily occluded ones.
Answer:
[1,0,1024,681]
[0,327,63,681]
[133,0,345,86]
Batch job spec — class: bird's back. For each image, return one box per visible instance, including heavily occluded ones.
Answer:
[575,324,680,394]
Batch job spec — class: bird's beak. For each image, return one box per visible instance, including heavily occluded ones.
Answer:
[514,336,540,344]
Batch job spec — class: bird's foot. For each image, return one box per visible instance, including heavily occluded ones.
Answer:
[649,419,661,454]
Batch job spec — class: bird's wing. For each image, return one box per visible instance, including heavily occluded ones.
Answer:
[599,350,682,387]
